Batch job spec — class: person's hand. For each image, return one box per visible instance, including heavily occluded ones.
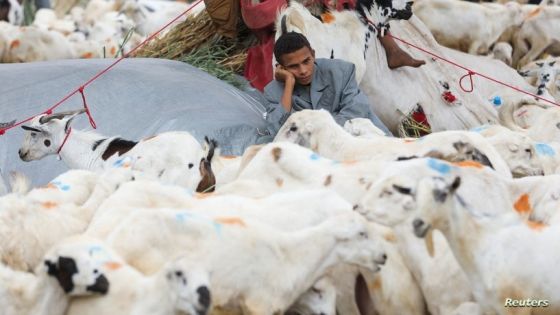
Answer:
[274,65,295,85]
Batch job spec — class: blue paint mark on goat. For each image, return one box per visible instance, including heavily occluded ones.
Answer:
[535,143,556,156]
[470,125,489,133]
[175,211,222,236]
[310,153,320,160]
[50,181,71,191]
[427,158,451,174]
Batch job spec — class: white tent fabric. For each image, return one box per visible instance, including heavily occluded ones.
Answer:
[0,58,269,185]
[360,16,540,133]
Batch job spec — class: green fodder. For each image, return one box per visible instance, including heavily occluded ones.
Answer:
[134,9,256,84]
[397,111,432,138]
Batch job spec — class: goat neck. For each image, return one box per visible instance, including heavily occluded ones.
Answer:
[57,130,114,170]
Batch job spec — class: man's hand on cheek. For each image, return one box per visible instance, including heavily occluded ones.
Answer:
[275,65,296,85]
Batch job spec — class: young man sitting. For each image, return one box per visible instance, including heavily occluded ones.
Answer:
[263,31,393,136]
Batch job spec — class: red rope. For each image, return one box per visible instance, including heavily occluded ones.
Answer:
[362,17,560,107]
[56,127,72,156]
[79,86,96,129]
[384,32,560,106]
[0,0,204,136]
[459,71,475,93]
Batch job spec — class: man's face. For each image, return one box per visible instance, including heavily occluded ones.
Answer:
[280,46,315,86]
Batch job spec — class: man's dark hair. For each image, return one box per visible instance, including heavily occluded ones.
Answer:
[274,32,312,64]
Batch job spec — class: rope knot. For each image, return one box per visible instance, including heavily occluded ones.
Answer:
[459,70,476,93]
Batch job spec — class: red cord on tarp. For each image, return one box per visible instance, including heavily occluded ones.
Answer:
[79,86,96,129]
[0,0,204,136]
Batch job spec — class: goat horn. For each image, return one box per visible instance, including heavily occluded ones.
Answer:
[39,109,86,124]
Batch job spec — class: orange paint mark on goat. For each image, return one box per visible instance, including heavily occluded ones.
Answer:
[453,161,484,169]
[321,12,335,24]
[41,183,58,189]
[194,192,213,199]
[214,217,246,227]
[526,7,542,20]
[403,139,415,143]
[110,46,117,56]
[41,201,58,209]
[514,194,532,214]
[368,277,382,291]
[81,52,94,59]
[342,159,357,165]
[221,155,238,160]
[104,261,122,270]
[10,40,20,50]
[526,220,546,231]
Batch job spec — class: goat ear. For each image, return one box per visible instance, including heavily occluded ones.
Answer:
[21,125,48,134]
[536,62,544,67]
[549,61,556,67]
[304,122,314,133]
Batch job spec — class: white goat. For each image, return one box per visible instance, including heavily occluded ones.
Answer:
[355,158,560,314]
[343,117,386,138]
[274,109,512,177]
[107,207,384,314]
[0,168,132,271]
[497,96,560,143]
[488,42,513,66]
[3,26,76,63]
[0,262,71,315]
[44,236,211,315]
[512,5,560,67]
[18,109,213,192]
[413,0,525,55]
[86,183,366,314]
[518,58,560,100]
[412,172,560,315]
[3,0,23,25]
[470,124,544,177]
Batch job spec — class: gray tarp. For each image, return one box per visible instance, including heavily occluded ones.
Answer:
[0,58,270,186]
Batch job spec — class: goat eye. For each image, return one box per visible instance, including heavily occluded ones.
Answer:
[188,163,194,169]
[44,139,51,147]
[30,132,36,137]
[289,125,298,132]
[93,269,98,274]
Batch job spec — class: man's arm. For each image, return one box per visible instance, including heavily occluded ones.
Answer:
[263,66,296,135]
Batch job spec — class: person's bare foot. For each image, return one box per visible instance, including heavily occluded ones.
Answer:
[386,47,426,69]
